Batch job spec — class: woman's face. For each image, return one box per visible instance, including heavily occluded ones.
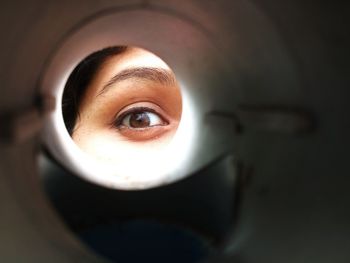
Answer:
[71,47,182,167]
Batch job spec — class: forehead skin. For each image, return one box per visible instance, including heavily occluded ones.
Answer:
[84,47,172,97]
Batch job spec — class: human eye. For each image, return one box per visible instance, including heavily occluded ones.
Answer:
[115,107,168,129]
[112,103,171,141]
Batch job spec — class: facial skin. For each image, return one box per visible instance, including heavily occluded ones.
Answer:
[71,47,182,166]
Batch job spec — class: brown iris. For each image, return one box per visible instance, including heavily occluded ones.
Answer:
[129,112,151,128]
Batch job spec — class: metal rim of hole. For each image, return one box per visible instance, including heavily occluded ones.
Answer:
[40,8,221,190]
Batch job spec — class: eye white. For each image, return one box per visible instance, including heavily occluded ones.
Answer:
[147,112,163,126]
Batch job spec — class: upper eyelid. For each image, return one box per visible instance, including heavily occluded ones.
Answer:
[112,101,168,121]
[115,100,163,115]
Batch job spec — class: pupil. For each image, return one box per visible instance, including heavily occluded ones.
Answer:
[130,112,150,128]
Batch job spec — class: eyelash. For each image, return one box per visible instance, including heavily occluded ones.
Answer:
[113,106,168,130]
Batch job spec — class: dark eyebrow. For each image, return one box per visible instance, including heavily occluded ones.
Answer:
[99,67,177,96]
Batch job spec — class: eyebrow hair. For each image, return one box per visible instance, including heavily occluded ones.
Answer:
[99,67,177,96]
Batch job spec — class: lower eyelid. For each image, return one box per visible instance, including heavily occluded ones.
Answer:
[115,125,170,141]
[115,121,168,132]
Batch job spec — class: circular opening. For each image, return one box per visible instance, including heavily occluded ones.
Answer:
[59,45,184,189]
[39,8,224,191]
[43,44,199,190]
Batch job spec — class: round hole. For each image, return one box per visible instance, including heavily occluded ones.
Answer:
[42,44,199,190]
[39,8,229,190]
[58,45,188,189]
